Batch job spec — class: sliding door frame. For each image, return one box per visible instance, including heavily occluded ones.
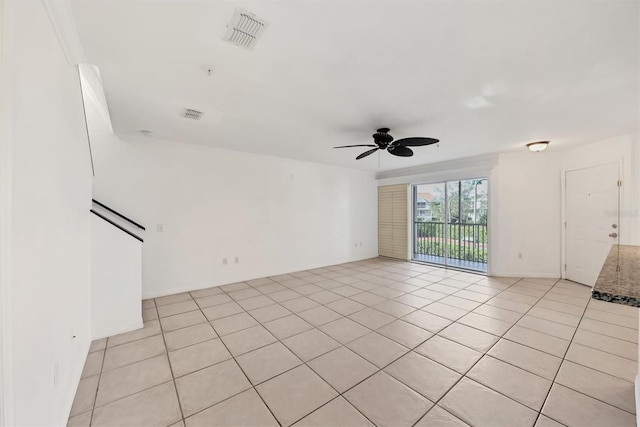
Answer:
[411,177,489,274]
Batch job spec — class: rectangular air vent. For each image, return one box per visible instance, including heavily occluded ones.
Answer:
[223,8,267,50]
[183,109,203,120]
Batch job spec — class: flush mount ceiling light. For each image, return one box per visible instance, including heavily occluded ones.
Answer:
[526,141,549,152]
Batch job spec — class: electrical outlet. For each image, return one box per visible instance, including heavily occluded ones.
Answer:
[222,258,228,265]
[157,224,164,232]
[234,257,239,264]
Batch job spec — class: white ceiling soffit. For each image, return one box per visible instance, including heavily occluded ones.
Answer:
[79,64,113,133]
[376,154,498,183]
[69,1,640,171]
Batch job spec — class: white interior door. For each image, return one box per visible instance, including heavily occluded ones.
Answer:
[565,163,619,286]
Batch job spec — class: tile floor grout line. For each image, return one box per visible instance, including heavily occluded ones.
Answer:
[284,314,450,426]
[84,302,159,422]
[532,318,595,425]
[221,280,425,426]
[580,314,640,330]
[209,284,430,426]
[87,348,180,419]
[283,280,493,425]
[198,280,425,425]
[494,297,640,360]
[173,269,530,424]
[157,304,187,424]
[88,332,187,414]
[548,376,637,417]
[544,345,637,383]
[81,259,637,426]
[193,302,285,427]
[410,276,565,426]
[527,277,588,427]
[561,335,639,361]
[102,318,163,350]
[584,304,639,320]
[94,268,476,420]
[575,324,640,344]
[96,334,167,375]
[156,288,298,424]
[88,328,112,427]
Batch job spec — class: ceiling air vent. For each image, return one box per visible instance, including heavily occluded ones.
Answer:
[183,109,203,120]
[223,8,267,50]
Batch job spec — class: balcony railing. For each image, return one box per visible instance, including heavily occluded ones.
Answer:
[414,222,488,263]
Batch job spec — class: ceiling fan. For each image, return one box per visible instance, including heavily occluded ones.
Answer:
[333,128,439,160]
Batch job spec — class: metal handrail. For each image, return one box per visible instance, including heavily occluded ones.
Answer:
[414,221,487,262]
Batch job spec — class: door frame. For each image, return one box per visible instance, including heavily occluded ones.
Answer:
[561,159,624,281]
[411,178,489,274]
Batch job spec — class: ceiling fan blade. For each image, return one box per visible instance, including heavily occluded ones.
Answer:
[387,146,414,157]
[333,144,378,149]
[356,147,379,160]
[392,137,439,147]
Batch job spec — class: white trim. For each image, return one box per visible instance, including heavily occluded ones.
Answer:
[561,159,623,282]
[487,177,494,276]
[78,64,113,133]
[491,271,560,279]
[407,178,491,275]
[405,183,411,261]
[92,321,143,341]
[41,0,86,65]
[0,0,15,424]
[376,154,498,181]
[141,255,379,299]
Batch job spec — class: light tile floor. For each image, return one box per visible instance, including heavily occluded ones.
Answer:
[68,258,639,427]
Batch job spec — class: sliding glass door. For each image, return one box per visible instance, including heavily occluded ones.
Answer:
[413,178,488,272]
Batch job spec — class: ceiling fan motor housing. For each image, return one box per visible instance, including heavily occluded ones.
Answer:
[373,128,394,147]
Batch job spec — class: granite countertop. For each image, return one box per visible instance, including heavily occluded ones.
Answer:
[592,244,640,307]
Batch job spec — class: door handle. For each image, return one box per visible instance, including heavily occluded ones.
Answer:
[609,233,618,238]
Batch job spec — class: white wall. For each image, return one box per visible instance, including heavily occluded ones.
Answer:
[91,214,143,339]
[490,151,563,277]
[1,0,93,425]
[377,136,639,278]
[87,106,378,298]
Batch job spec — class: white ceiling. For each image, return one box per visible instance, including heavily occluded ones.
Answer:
[70,1,639,171]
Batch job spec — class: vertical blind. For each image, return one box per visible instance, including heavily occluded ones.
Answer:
[378,184,409,260]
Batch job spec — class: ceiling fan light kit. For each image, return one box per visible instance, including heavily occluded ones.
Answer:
[526,141,550,152]
[334,127,439,160]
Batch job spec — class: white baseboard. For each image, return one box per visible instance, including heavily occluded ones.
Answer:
[141,254,379,299]
[143,285,198,300]
[92,320,143,340]
[490,271,561,279]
